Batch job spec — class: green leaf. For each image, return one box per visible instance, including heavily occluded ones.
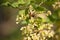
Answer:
[32,4,46,11]
[25,8,29,15]
[19,10,25,14]
[21,20,27,25]
[42,17,51,23]
[35,6,46,11]
[1,2,10,6]
[45,0,58,6]
[48,15,56,22]
[11,2,19,8]
[18,0,31,5]
[26,17,30,24]
[25,0,31,5]
[18,0,25,4]
[34,0,47,4]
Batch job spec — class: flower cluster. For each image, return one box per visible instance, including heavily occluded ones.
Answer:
[16,5,55,40]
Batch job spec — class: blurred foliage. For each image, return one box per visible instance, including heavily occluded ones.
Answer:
[0,0,60,40]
